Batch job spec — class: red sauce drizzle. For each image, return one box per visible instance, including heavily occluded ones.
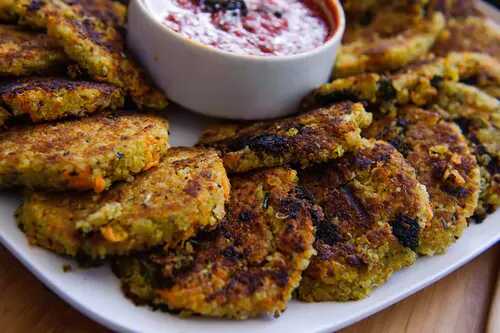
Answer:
[164,0,333,56]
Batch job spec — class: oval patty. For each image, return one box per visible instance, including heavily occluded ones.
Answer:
[112,167,315,319]
[16,147,230,259]
[0,111,169,192]
[297,139,433,301]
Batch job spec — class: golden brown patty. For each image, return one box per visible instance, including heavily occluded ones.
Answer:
[112,167,315,319]
[433,17,500,60]
[297,139,433,302]
[0,77,124,122]
[0,112,169,192]
[198,102,372,173]
[0,24,68,76]
[432,81,499,221]
[313,52,500,110]
[364,107,480,254]
[46,0,167,110]
[336,12,444,78]
[16,147,230,259]
[0,0,127,28]
[0,0,166,110]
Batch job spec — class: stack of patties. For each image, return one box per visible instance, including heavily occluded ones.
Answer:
[0,0,235,276]
[0,0,229,263]
[311,51,499,223]
[291,0,497,303]
[112,101,380,318]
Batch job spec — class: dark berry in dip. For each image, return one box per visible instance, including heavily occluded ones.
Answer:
[164,0,332,56]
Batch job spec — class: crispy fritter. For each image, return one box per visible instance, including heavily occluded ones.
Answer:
[314,52,500,110]
[432,81,499,220]
[0,0,127,28]
[364,107,480,254]
[0,112,169,192]
[112,167,315,319]
[297,140,433,301]
[335,13,445,78]
[433,17,500,60]
[0,77,124,122]
[16,148,230,259]
[0,24,68,76]
[0,0,166,110]
[46,0,167,110]
[198,102,372,173]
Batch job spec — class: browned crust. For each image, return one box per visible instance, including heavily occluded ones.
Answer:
[45,0,167,110]
[113,168,316,319]
[0,77,124,122]
[364,107,481,254]
[297,140,432,301]
[16,148,229,259]
[0,111,169,191]
[198,102,372,173]
[0,24,68,76]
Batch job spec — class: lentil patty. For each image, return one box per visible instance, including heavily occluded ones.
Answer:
[433,81,499,221]
[45,0,167,110]
[16,148,230,259]
[112,167,315,319]
[0,112,169,192]
[297,140,433,301]
[336,12,444,78]
[0,0,166,110]
[198,102,372,173]
[313,52,500,111]
[364,107,480,254]
[0,24,68,76]
[0,77,124,123]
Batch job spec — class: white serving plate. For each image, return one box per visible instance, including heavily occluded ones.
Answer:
[1,107,499,333]
[2,3,500,332]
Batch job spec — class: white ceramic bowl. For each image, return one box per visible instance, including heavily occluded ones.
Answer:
[128,0,345,120]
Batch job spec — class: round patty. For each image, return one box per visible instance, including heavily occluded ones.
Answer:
[198,102,372,173]
[45,0,167,110]
[315,52,500,111]
[336,12,444,78]
[0,111,169,192]
[0,77,124,123]
[112,167,315,319]
[0,24,68,76]
[297,139,433,301]
[364,107,481,254]
[16,147,230,259]
[433,81,499,221]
